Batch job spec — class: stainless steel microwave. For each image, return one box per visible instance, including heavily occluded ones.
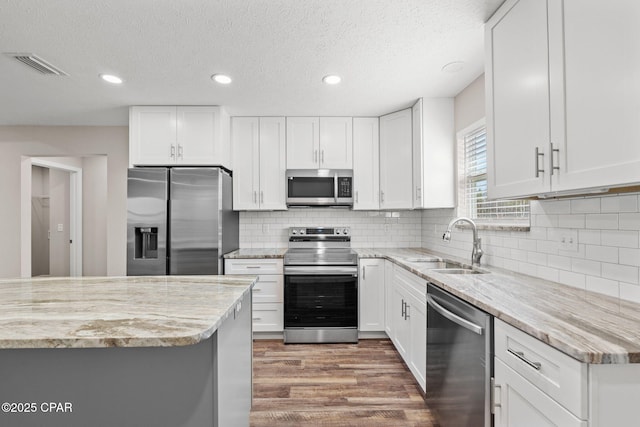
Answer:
[286,169,353,207]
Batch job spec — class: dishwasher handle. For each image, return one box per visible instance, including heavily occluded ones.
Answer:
[427,294,484,335]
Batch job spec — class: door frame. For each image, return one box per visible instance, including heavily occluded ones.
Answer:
[25,158,83,277]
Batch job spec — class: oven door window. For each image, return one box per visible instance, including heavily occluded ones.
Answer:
[284,275,357,328]
[287,177,335,199]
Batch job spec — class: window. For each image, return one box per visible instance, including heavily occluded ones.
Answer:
[458,122,529,225]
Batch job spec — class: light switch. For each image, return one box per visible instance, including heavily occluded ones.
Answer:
[57,224,64,232]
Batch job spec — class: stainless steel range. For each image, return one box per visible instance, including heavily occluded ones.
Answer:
[283,226,358,344]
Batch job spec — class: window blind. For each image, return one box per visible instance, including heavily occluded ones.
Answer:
[462,127,529,221]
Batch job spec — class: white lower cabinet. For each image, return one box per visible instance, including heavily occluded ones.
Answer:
[224,258,283,333]
[384,260,394,337]
[358,258,385,332]
[388,265,426,392]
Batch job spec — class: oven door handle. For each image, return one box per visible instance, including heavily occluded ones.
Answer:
[427,294,483,335]
[284,265,358,276]
[334,172,339,204]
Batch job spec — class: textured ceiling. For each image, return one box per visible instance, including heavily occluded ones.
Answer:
[0,0,505,125]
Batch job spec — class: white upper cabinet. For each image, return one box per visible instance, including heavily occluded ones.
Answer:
[486,0,640,199]
[412,98,455,209]
[551,0,640,192]
[319,117,353,169]
[286,117,353,169]
[379,108,413,209]
[352,118,380,210]
[486,0,551,199]
[232,117,286,210]
[129,106,230,168]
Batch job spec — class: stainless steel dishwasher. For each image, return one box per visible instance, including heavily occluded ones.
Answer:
[426,283,493,427]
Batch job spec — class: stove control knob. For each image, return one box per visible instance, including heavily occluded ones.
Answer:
[298,229,305,235]
[342,228,349,235]
[292,229,297,235]
[336,229,341,235]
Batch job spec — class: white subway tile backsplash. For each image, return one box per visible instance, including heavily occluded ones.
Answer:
[558,214,585,229]
[585,214,619,230]
[528,251,547,266]
[600,230,639,248]
[558,270,586,290]
[548,254,571,271]
[578,229,601,245]
[601,263,639,284]
[619,213,640,230]
[539,200,571,214]
[572,258,601,276]
[571,198,600,214]
[620,283,640,304]
[601,195,638,213]
[620,248,640,267]
[585,245,618,263]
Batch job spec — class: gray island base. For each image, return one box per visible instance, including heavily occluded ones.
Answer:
[0,276,254,427]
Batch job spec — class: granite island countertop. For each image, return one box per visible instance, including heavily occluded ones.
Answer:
[224,248,287,259]
[0,275,256,349]
[355,247,640,364]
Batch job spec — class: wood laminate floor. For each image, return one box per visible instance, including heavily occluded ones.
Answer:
[250,339,437,427]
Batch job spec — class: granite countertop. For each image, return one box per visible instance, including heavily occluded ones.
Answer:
[0,275,256,349]
[355,247,640,364]
[224,248,287,259]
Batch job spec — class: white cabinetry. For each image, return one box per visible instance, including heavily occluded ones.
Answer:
[493,319,587,426]
[231,117,287,210]
[359,258,385,332]
[225,258,284,333]
[384,260,394,337]
[286,117,353,169]
[486,0,640,199]
[379,109,413,209]
[388,266,426,391]
[129,106,230,168]
[411,98,455,208]
[352,118,380,210]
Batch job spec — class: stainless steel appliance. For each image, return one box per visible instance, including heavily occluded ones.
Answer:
[426,283,493,427]
[283,226,358,343]
[127,167,239,276]
[286,169,353,207]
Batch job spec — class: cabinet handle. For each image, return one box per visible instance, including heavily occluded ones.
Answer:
[416,187,421,200]
[170,144,176,160]
[405,303,410,320]
[550,143,560,175]
[401,299,406,318]
[260,191,264,204]
[177,144,184,160]
[246,266,261,269]
[253,191,257,204]
[507,348,542,371]
[253,317,261,321]
[355,190,359,204]
[380,190,385,204]
[314,149,318,164]
[321,150,325,164]
[535,147,544,177]
[362,265,366,280]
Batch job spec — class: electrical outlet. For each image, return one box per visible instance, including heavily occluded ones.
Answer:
[57,223,64,232]
[558,229,578,252]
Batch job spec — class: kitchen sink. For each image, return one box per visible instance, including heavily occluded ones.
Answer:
[429,267,487,275]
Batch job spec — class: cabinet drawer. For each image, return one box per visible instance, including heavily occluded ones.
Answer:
[495,319,587,419]
[495,358,587,427]
[252,303,283,332]
[394,266,426,300]
[253,275,283,303]
[225,258,283,275]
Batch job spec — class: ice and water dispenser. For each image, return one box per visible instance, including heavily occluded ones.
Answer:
[134,227,158,259]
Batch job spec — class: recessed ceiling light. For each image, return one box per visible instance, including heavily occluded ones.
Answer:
[100,74,123,84]
[441,61,465,74]
[211,74,232,84]
[322,75,341,85]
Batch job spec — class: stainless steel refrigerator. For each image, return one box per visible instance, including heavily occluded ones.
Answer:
[126,167,239,276]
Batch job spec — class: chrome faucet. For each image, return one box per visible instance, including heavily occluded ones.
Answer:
[442,217,483,266]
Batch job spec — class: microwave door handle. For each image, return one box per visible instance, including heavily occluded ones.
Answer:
[334,172,338,203]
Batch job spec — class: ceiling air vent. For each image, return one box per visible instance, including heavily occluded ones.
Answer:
[4,53,68,76]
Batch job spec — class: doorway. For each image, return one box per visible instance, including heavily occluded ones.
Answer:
[30,158,83,277]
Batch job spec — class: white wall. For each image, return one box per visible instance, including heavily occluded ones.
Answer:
[48,167,71,277]
[0,126,128,278]
[422,73,640,304]
[240,209,422,248]
[82,156,108,276]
